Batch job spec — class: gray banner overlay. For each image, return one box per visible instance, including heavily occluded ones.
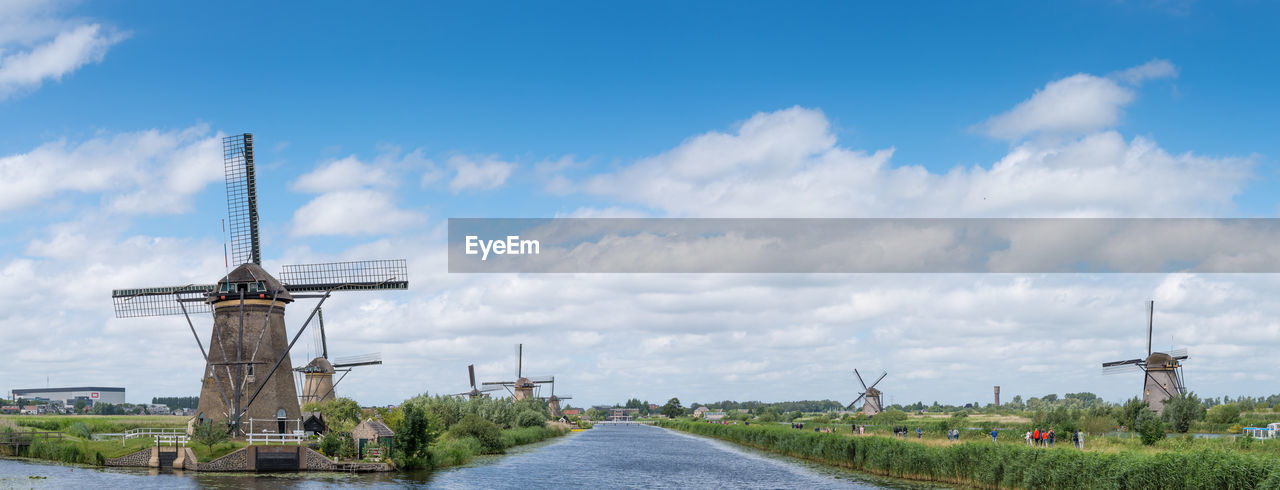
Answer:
[448,218,1280,273]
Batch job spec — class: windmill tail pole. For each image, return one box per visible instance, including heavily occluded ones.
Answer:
[238,291,331,422]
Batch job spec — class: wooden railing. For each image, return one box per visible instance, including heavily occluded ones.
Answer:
[247,431,306,445]
[0,430,65,447]
[154,434,189,447]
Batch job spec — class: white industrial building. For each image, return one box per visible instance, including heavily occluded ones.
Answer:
[11,387,125,406]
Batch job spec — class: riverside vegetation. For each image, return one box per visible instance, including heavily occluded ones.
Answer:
[657,419,1280,488]
[293,394,570,470]
[1,395,570,471]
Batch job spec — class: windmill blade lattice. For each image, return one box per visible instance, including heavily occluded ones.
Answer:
[111,284,216,317]
[223,134,260,266]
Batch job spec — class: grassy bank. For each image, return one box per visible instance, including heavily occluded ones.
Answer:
[658,420,1280,488]
[430,425,570,468]
[0,433,158,465]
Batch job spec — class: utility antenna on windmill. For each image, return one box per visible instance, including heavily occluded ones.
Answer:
[110,133,409,437]
[1101,300,1189,414]
[848,368,887,416]
[480,343,553,400]
[452,364,504,399]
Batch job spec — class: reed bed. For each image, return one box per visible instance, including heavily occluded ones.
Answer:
[658,420,1280,489]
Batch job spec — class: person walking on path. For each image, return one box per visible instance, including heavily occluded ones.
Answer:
[1048,429,1055,448]
[1071,430,1079,449]
[1025,430,1032,446]
[1033,428,1041,447]
[990,429,998,442]
[916,427,922,439]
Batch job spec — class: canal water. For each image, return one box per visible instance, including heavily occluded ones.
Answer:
[0,425,941,489]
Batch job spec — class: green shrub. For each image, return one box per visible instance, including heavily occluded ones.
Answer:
[319,431,344,457]
[516,410,546,428]
[1137,410,1165,446]
[1207,403,1242,424]
[68,422,92,440]
[446,414,505,454]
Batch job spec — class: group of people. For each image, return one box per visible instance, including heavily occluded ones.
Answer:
[1025,428,1082,448]
[945,428,960,441]
[891,426,922,439]
[1027,428,1053,446]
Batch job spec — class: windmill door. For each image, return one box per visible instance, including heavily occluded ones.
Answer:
[277,409,286,433]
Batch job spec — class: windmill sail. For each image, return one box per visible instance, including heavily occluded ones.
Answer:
[332,352,382,368]
[111,284,216,317]
[279,260,409,292]
[223,134,260,266]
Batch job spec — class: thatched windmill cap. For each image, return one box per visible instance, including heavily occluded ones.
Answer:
[213,263,294,302]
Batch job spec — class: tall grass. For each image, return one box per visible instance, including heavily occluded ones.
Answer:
[426,425,568,469]
[659,420,1280,488]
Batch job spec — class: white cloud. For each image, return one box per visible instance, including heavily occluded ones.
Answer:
[1112,58,1179,85]
[978,74,1134,140]
[0,125,224,214]
[448,155,515,192]
[291,156,396,193]
[291,190,423,236]
[0,3,128,100]
[978,60,1178,141]
[575,107,1249,218]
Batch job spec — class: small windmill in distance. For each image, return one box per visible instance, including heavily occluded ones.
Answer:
[296,309,383,405]
[1102,301,1189,415]
[538,376,573,418]
[481,344,553,400]
[849,369,887,416]
[452,364,503,399]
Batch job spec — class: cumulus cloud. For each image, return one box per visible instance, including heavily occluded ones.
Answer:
[291,190,423,236]
[978,75,1135,140]
[575,106,1248,218]
[0,3,128,100]
[448,155,515,192]
[290,156,397,193]
[0,125,225,214]
[978,60,1178,141]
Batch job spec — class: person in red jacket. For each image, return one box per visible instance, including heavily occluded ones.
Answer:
[1033,428,1041,446]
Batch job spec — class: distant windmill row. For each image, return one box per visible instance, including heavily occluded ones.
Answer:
[452,343,573,418]
[846,302,1189,416]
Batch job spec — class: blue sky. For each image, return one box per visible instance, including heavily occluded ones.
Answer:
[2,1,1279,406]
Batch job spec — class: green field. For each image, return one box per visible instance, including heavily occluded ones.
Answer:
[0,414,189,434]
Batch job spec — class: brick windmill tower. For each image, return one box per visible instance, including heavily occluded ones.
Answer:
[111,134,409,436]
